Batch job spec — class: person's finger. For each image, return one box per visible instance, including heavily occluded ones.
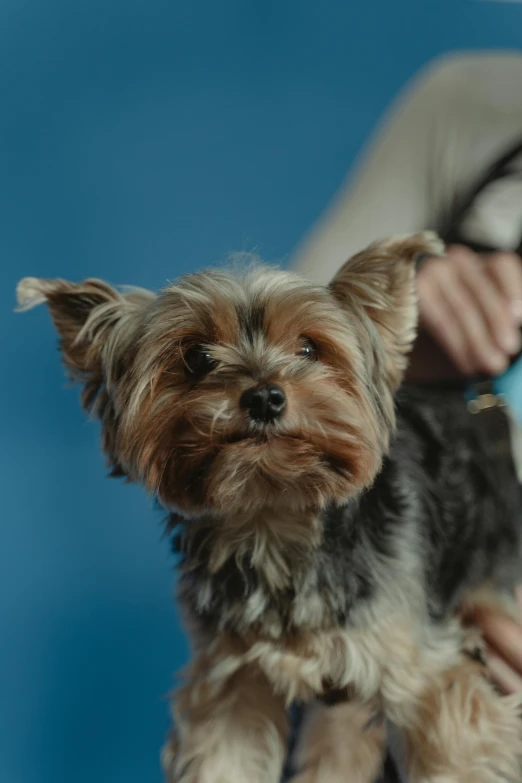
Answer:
[452,249,521,358]
[417,254,510,375]
[486,650,522,695]
[434,276,509,376]
[473,609,522,675]
[483,252,522,324]
[417,277,475,375]
[515,584,522,610]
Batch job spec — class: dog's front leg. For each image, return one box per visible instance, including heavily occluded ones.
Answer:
[385,652,522,783]
[289,699,386,783]
[162,653,289,783]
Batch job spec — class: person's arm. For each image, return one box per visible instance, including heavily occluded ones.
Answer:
[292,52,522,284]
[291,54,478,282]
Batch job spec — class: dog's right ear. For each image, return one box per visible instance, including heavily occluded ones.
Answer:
[329,231,444,390]
[16,276,155,387]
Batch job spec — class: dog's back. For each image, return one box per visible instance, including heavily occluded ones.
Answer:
[392,386,522,619]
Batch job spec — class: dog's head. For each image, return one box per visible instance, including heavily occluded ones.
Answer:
[17,232,443,515]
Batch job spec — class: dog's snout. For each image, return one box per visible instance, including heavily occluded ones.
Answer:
[240,384,286,422]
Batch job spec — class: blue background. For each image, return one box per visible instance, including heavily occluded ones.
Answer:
[2,1,522,782]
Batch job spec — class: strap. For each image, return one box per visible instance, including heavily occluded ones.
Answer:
[441,136,522,253]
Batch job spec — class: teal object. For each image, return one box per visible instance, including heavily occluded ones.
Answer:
[466,356,522,425]
[493,355,522,425]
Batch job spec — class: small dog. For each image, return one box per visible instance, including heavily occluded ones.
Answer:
[17,232,522,783]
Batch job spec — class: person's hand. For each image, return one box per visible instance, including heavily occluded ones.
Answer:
[463,588,522,694]
[416,246,522,377]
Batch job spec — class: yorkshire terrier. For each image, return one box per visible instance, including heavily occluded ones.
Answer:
[17,232,522,783]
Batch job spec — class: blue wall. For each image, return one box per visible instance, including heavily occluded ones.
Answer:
[2,1,521,782]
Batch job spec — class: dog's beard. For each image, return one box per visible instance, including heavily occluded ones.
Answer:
[117,373,385,515]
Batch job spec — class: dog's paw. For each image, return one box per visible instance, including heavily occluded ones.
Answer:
[289,761,378,783]
[290,702,386,783]
[289,764,351,783]
[163,745,282,783]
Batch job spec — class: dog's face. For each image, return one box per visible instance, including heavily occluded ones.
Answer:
[17,232,443,515]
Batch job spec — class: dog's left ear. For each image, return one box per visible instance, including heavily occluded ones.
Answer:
[16,276,154,390]
[329,231,444,389]
[17,276,156,477]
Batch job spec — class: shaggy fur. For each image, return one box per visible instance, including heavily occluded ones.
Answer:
[17,231,522,783]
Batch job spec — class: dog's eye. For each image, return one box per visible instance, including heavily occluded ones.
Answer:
[296,337,318,362]
[184,345,218,377]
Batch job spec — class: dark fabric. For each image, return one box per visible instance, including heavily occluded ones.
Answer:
[377,753,402,783]
[281,703,304,781]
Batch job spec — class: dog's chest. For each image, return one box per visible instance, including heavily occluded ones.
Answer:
[173,505,381,638]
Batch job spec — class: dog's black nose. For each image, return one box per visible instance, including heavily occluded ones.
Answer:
[240,384,286,422]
